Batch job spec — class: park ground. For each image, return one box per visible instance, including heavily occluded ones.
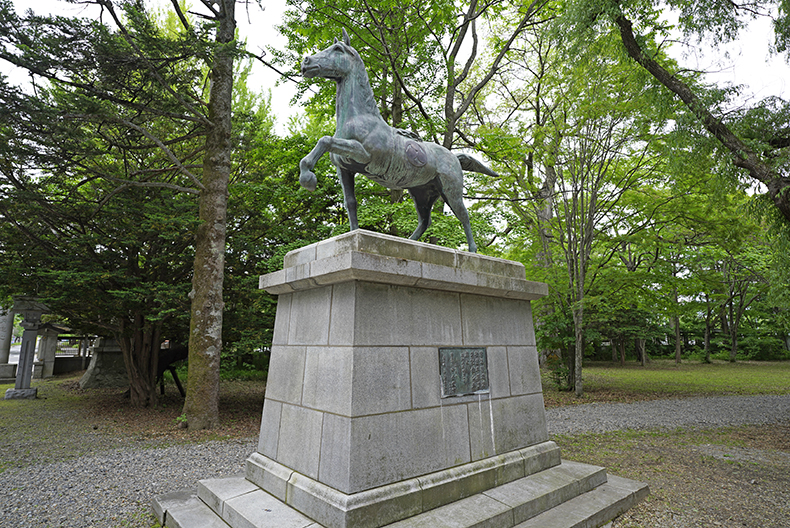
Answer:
[1,359,788,527]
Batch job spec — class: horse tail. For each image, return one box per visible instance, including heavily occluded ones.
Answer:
[456,153,498,177]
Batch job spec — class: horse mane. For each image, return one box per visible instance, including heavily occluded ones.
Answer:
[342,44,381,117]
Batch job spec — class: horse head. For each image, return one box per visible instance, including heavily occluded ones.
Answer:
[301,29,361,81]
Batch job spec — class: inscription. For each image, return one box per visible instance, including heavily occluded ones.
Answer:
[439,347,489,398]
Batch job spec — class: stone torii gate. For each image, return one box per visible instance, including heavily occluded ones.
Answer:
[4,297,49,400]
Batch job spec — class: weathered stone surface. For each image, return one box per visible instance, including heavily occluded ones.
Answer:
[512,474,650,528]
[0,363,16,381]
[4,388,37,400]
[155,491,232,528]
[155,458,648,528]
[0,306,13,365]
[224,488,317,528]
[198,476,257,518]
[244,441,564,528]
[79,338,128,389]
[262,230,547,300]
[154,231,647,528]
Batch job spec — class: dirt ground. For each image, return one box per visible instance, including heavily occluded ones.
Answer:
[556,422,790,528]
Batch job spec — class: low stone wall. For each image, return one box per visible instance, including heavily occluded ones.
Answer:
[53,356,91,375]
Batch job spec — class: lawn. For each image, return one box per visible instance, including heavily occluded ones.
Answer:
[541,359,790,407]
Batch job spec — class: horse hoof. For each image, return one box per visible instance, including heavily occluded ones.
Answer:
[300,171,317,192]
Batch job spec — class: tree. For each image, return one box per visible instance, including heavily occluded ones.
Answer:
[566,0,790,225]
[179,0,236,430]
[0,0,242,426]
[277,0,552,146]
[474,26,675,395]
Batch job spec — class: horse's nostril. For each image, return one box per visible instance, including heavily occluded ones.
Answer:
[303,57,311,65]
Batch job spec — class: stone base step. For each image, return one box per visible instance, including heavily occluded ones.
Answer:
[514,475,649,528]
[153,461,648,528]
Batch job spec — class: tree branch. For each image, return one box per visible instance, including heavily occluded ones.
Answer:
[613,10,790,222]
[99,0,212,126]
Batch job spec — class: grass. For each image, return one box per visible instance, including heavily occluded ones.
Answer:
[541,359,790,407]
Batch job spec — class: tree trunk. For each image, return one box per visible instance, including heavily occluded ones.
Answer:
[729,301,738,363]
[673,287,681,364]
[637,338,647,366]
[118,313,161,407]
[619,337,626,366]
[674,316,682,364]
[182,0,236,430]
[572,305,584,397]
[704,320,712,363]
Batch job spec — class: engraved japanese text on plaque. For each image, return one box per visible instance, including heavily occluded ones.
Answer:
[438,347,489,398]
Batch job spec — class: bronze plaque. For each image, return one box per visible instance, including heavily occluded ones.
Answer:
[438,347,489,398]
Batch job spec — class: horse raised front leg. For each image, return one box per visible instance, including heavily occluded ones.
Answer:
[299,136,371,192]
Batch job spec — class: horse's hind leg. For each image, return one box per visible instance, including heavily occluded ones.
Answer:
[338,167,359,230]
[439,171,477,253]
[408,186,439,241]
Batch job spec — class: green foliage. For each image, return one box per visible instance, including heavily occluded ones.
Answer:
[274,0,457,137]
[546,354,573,391]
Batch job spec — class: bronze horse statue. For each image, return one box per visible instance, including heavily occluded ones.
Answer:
[299,30,497,253]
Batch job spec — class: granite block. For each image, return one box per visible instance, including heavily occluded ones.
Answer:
[264,346,306,405]
[288,287,332,345]
[486,346,510,399]
[276,404,323,480]
[301,346,353,415]
[467,397,496,461]
[257,400,282,458]
[386,491,514,528]
[507,346,542,396]
[328,281,356,346]
[350,346,411,415]
[272,293,292,345]
[491,394,548,453]
[352,282,463,346]
[198,476,256,518]
[409,347,441,409]
[317,412,353,491]
[345,405,471,493]
[224,488,316,528]
[460,295,532,346]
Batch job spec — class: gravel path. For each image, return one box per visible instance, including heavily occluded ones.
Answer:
[0,439,257,528]
[1,395,789,527]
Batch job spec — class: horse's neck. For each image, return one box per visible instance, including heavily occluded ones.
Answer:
[336,67,383,127]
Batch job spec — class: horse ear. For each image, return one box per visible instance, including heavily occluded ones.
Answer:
[334,37,338,44]
[342,28,350,45]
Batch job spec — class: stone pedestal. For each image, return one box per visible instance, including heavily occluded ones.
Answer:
[153,231,648,528]
[79,338,128,389]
